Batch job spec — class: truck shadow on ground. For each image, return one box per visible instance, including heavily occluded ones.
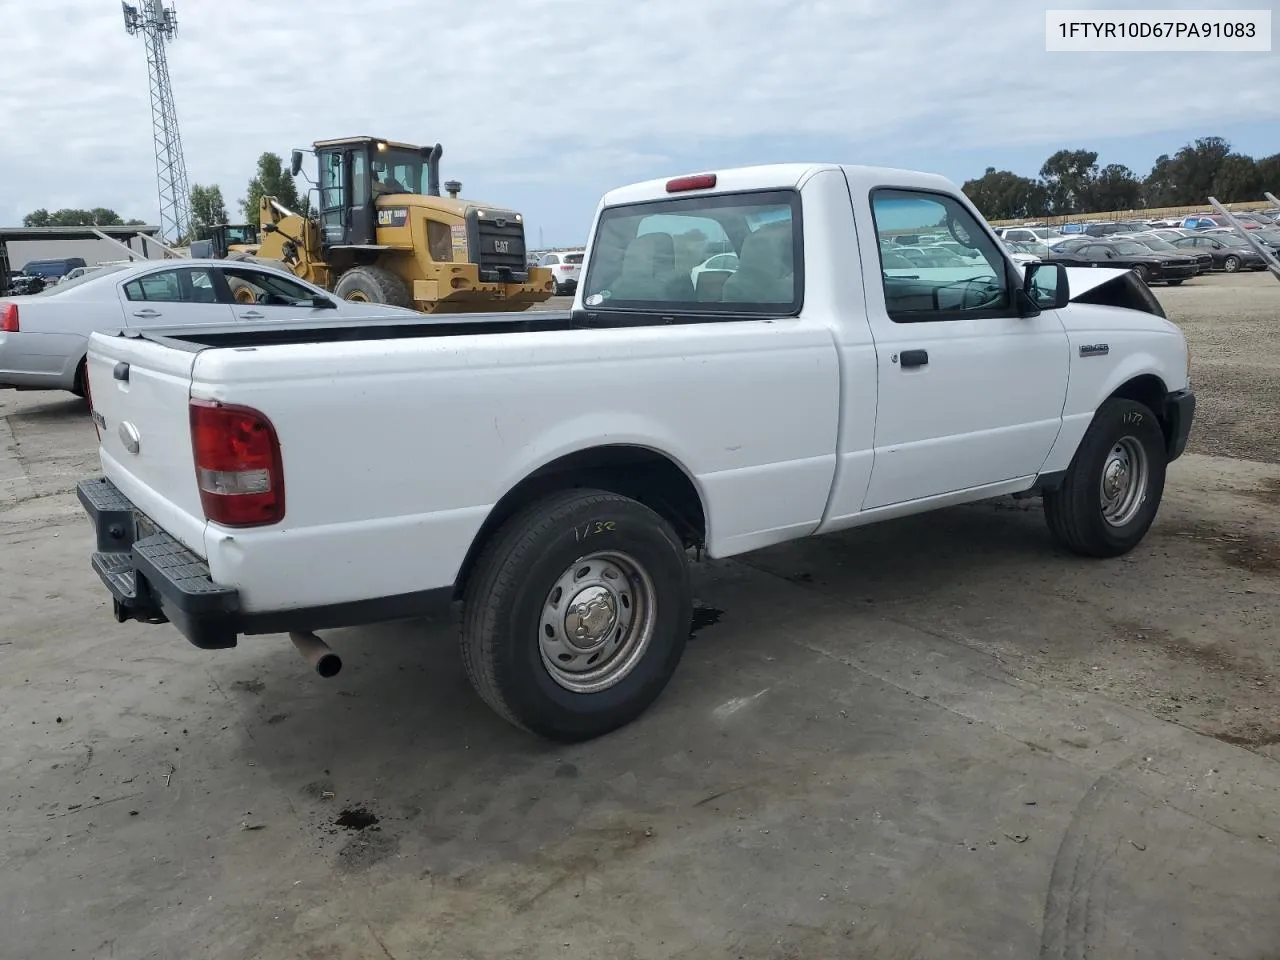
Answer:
[205,499,1077,845]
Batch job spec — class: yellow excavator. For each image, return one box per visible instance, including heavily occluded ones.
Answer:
[251,136,554,313]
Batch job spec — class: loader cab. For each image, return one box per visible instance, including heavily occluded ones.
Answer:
[192,223,259,258]
[304,137,443,250]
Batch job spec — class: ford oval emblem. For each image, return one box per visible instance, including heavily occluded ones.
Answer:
[119,421,141,455]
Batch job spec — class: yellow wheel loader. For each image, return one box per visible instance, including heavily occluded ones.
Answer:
[252,137,554,313]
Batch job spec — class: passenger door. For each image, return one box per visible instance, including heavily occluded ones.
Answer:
[218,266,341,322]
[857,187,1070,510]
[117,266,236,328]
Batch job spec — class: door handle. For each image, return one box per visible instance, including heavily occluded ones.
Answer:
[239,311,265,319]
[132,309,161,318]
[899,349,929,369]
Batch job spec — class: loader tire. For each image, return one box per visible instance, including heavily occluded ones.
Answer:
[333,266,413,308]
[461,488,693,742]
[227,278,258,304]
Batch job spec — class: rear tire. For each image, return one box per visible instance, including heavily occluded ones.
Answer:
[1043,398,1167,558]
[333,265,413,308]
[71,358,88,399]
[1167,278,1185,286]
[461,488,693,742]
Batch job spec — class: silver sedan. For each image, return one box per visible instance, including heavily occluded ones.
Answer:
[0,258,419,396]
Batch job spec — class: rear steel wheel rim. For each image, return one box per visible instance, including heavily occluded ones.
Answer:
[538,550,657,694]
[1099,435,1148,527]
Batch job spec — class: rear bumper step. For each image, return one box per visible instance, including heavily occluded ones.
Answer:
[78,477,241,649]
[77,476,457,651]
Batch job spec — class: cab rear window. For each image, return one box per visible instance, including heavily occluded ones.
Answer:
[580,189,802,315]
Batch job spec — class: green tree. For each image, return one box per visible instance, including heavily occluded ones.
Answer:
[961,167,1049,220]
[189,183,229,230]
[1257,153,1280,194]
[1142,154,1180,207]
[1039,149,1099,215]
[22,207,128,227]
[1087,164,1143,212]
[1169,136,1232,204]
[1211,154,1260,203]
[239,152,302,223]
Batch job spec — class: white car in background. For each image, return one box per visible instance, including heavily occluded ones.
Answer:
[0,258,418,397]
[689,251,740,288]
[538,250,586,295]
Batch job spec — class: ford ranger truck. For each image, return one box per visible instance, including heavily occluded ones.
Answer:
[77,163,1195,742]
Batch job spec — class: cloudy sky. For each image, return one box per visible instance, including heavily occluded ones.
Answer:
[2,0,1276,245]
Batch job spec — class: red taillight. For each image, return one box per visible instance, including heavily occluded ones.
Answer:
[666,173,717,193]
[189,398,285,527]
[1,303,18,332]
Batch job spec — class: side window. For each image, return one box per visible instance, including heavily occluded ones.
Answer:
[541,254,559,266]
[123,268,217,303]
[351,151,368,203]
[223,268,319,305]
[871,188,1009,322]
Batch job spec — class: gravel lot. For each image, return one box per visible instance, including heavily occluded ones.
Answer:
[1,272,1277,959]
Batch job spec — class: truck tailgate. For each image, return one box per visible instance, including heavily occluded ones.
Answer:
[86,332,208,557]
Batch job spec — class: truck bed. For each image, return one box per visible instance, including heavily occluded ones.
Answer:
[130,309,577,351]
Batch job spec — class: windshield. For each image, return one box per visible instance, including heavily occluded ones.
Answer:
[1138,237,1176,251]
[1111,241,1150,256]
[581,189,801,313]
[371,147,432,194]
[224,225,259,245]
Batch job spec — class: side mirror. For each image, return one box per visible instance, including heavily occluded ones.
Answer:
[290,150,304,177]
[1021,261,1070,312]
[261,223,278,234]
[311,295,337,309]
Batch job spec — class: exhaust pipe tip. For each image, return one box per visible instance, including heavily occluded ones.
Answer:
[314,652,342,678]
[289,631,342,678]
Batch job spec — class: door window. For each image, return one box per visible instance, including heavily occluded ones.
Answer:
[222,267,322,306]
[871,189,1010,322]
[123,267,219,303]
[351,151,368,203]
[320,151,346,243]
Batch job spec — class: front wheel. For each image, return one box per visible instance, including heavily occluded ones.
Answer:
[1131,264,1149,283]
[461,488,693,741]
[1223,255,1241,273]
[1043,398,1168,558]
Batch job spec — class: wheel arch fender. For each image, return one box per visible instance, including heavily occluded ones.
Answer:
[1040,356,1174,476]
[451,428,711,600]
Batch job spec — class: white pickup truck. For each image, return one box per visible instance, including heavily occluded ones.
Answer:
[77,162,1195,742]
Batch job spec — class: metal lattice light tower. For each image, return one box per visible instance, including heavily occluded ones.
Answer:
[122,0,191,243]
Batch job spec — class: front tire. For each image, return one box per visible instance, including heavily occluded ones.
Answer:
[333,265,413,308]
[1043,398,1168,558]
[461,488,693,742]
[1223,255,1241,273]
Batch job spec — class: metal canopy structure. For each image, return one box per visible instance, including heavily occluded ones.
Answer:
[123,0,191,244]
[0,224,162,286]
